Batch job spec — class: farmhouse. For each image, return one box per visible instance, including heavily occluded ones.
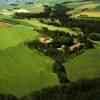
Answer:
[69,42,84,51]
[39,37,53,44]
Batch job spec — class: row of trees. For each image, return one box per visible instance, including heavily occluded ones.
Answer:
[22,78,100,100]
[65,19,100,34]
[53,52,70,84]
[0,94,17,100]
[13,4,71,20]
[13,5,52,19]
[0,78,100,100]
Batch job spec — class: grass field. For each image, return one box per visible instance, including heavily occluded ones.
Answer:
[0,23,58,97]
[0,44,58,97]
[64,42,100,81]
[67,1,100,18]
[0,4,13,10]
[25,4,45,13]
[66,1,92,8]
[0,0,100,97]
[25,18,80,35]
[0,25,40,50]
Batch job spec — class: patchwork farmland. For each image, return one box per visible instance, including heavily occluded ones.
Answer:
[0,0,100,100]
[0,23,59,96]
[66,0,100,18]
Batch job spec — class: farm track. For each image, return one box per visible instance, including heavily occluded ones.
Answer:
[15,24,34,30]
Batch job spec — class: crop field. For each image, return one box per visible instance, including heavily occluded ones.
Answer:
[0,0,100,98]
[25,4,45,13]
[66,1,93,8]
[64,42,100,81]
[67,1,100,18]
[78,12,100,18]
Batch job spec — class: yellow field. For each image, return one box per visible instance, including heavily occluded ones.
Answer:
[79,11,100,17]
[70,3,100,18]
[25,4,45,13]
[72,11,100,18]
[78,3,99,9]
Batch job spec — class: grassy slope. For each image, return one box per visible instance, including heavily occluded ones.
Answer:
[67,1,100,18]
[0,4,13,10]
[0,44,58,96]
[0,25,40,50]
[25,19,78,35]
[0,24,58,96]
[64,42,100,81]
[24,4,45,13]
[66,1,90,8]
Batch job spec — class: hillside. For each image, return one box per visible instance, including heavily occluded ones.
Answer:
[0,0,100,99]
[66,0,100,18]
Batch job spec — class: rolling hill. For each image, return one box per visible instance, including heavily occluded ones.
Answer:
[0,0,100,98]
[0,22,59,96]
[66,0,100,18]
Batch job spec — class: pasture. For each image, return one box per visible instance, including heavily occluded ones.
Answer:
[25,4,45,13]
[25,18,80,35]
[0,44,58,97]
[64,42,100,81]
[67,1,100,18]
[0,0,100,97]
[0,23,58,97]
[0,25,40,50]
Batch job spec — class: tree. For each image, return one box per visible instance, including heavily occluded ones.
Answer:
[89,33,100,41]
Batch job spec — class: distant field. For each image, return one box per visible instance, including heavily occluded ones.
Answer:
[78,11,100,17]
[64,42,100,81]
[0,4,13,10]
[67,1,100,18]
[66,1,92,8]
[25,18,80,35]
[0,25,40,50]
[25,4,45,13]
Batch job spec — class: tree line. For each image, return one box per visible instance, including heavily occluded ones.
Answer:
[22,78,100,100]
[0,78,100,100]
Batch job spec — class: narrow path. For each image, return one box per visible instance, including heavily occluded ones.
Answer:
[16,25,35,30]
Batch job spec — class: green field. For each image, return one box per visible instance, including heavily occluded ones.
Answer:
[64,42,100,81]
[66,0,100,18]
[25,18,79,35]
[0,25,40,50]
[0,24,59,97]
[0,44,58,96]
[0,0,100,97]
